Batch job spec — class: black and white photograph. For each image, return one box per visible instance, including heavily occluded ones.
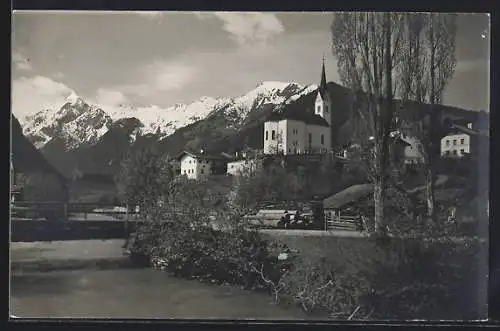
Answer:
[10,11,490,321]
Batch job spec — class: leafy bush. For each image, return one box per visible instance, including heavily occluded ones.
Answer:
[127,176,292,295]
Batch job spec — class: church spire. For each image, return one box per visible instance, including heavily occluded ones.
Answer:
[320,55,327,90]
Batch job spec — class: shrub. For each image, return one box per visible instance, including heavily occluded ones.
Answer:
[127,178,292,296]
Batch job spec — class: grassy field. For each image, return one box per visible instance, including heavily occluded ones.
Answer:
[260,233,487,320]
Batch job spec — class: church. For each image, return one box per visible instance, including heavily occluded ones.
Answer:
[263,59,332,155]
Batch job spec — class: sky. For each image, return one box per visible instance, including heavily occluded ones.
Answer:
[11,11,490,119]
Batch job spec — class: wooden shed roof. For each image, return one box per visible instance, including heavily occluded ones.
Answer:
[323,184,374,209]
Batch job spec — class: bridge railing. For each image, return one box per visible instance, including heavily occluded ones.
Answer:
[10,201,140,222]
[10,201,144,242]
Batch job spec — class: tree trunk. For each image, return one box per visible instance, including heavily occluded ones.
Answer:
[373,178,384,234]
[425,165,436,222]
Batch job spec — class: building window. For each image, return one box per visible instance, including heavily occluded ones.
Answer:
[325,105,329,113]
[201,169,204,174]
[460,138,465,144]
[317,106,321,113]
[321,134,324,145]
[288,148,291,153]
[461,149,465,154]
[446,140,450,147]
[452,150,457,156]
[272,130,276,140]
[184,170,186,174]
[308,133,312,144]
[453,139,457,146]
[189,160,192,164]
[445,151,450,156]
[265,131,268,140]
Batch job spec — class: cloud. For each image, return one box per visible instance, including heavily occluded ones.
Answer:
[95,88,129,106]
[200,12,285,45]
[12,52,32,71]
[148,61,198,91]
[12,76,76,119]
[93,60,198,105]
[116,60,198,99]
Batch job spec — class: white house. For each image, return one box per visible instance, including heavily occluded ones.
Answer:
[441,122,476,158]
[263,59,332,155]
[177,150,228,181]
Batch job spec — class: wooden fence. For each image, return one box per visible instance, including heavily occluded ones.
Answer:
[324,210,362,231]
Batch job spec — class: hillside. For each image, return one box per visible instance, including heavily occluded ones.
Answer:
[11,115,67,184]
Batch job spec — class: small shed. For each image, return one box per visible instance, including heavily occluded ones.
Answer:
[322,184,374,223]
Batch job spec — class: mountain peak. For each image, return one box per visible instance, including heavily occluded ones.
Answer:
[256,81,295,90]
[65,91,84,105]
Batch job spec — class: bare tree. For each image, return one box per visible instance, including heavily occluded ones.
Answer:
[331,12,405,234]
[397,13,457,222]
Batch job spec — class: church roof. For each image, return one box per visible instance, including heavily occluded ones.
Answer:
[318,57,329,100]
[266,106,330,127]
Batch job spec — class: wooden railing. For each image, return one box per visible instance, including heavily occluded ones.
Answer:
[10,201,139,221]
[324,211,362,232]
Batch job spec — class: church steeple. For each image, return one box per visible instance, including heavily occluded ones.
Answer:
[315,55,332,126]
[320,55,327,91]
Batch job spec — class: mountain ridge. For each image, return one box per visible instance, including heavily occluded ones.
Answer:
[20,81,310,151]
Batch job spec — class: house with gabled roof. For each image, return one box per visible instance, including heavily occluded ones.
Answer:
[176,149,230,181]
[441,122,489,159]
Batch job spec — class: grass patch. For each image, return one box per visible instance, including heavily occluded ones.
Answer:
[265,234,486,320]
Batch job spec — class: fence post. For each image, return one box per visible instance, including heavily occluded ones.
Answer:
[324,211,327,231]
[63,203,69,222]
[124,204,129,248]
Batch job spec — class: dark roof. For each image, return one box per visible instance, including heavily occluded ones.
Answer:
[448,124,489,138]
[320,59,327,91]
[176,150,227,161]
[266,104,330,127]
[323,184,374,209]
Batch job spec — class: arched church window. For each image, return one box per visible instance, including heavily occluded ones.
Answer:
[272,130,276,140]
[321,134,325,145]
[317,106,321,113]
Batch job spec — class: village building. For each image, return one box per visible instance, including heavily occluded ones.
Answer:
[263,59,332,155]
[227,158,262,177]
[176,150,228,181]
[440,122,487,159]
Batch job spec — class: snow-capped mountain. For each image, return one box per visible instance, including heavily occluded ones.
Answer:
[23,93,113,150]
[21,81,314,150]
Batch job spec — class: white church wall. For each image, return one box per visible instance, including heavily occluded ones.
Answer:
[305,124,331,153]
[263,121,279,154]
[283,120,307,154]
